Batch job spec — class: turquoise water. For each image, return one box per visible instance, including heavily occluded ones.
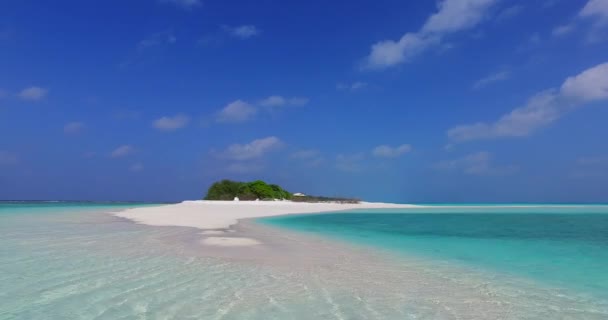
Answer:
[0,201,163,213]
[2,202,608,319]
[261,206,608,299]
[0,202,164,219]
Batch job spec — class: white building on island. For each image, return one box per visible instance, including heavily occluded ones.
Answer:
[292,193,306,197]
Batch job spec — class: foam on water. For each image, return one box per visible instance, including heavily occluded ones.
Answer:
[1,203,608,319]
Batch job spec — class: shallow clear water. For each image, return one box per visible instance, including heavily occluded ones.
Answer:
[2,203,608,319]
[261,206,608,300]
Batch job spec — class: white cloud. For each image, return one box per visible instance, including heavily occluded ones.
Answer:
[111,145,135,158]
[153,114,190,131]
[130,163,144,172]
[580,0,608,19]
[0,151,18,165]
[422,0,498,34]
[365,34,439,70]
[258,95,309,108]
[18,86,48,101]
[560,62,608,101]
[215,96,307,123]
[159,0,201,9]
[372,144,412,158]
[216,100,257,123]
[577,0,608,42]
[472,70,510,89]
[448,62,608,143]
[549,0,608,45]
[449,90,561,141]
[259,95,286,107]
[552,24,575,37]
[364,0,498,70]
[337,81,368,92]
[63,122,85,135]
[435,151,518,175]
[226,25,260,39]
[217,136,283,160]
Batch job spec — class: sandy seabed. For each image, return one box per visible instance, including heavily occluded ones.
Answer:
[106,201,608,319]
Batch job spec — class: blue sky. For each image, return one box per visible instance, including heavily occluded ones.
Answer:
[1,0,608,203]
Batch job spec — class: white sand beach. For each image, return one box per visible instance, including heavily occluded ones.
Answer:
[115,200,418,230]
[114,200,418,246]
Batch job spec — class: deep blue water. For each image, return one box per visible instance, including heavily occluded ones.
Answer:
[260,206,608,299]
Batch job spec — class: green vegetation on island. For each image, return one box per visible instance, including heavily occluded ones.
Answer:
[204,179,361,203]
[204,180,293,201]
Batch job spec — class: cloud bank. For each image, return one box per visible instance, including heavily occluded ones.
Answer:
[364,0,499,70]
[153,114,190,131]
[448,62,608,143]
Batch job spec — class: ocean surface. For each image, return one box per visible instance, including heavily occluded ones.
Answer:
[262,206,608,299]
[2,202,608,319]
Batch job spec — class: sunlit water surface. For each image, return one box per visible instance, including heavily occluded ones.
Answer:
[2,202,608,320]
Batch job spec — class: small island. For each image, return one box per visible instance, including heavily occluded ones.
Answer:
[204,179,360,203]
[204,180,292,201]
